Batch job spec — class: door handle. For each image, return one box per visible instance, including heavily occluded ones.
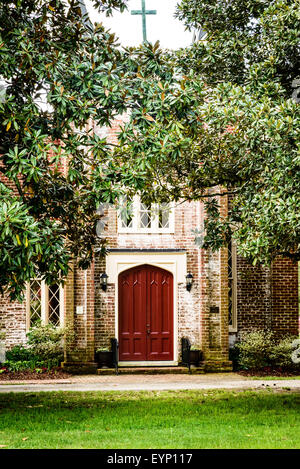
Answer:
[146,324,150,335]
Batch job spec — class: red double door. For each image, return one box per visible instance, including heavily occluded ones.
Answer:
[118,265,174,362]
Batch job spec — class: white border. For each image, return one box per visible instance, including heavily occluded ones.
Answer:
[228,243,238,333]
[106,251,187,366]
[119,361,176,367]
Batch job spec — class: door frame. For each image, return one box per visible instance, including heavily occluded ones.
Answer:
[106,251,187,366]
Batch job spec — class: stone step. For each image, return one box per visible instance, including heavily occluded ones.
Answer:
[97,366,206,375]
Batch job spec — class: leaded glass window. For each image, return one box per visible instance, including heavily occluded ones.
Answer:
[139,201,152,228]
[48,283,61,326]
[158,203,170,229]
[27,280,64,330]
[118,196,174,233]
[29,280,42,327]
[120,197,133,228]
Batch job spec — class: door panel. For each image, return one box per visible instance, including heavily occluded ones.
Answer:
[118,268,147,361]
[118,265,173,361]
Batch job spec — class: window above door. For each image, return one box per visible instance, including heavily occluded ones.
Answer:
[118,195,174,234]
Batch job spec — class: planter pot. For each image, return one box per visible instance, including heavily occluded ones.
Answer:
[189,350,201,366]
[95,351,113,368]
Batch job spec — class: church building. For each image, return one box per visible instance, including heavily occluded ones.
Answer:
[0,1,298,371]
[0,114,298,372]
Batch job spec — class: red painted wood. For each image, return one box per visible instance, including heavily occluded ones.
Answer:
[118,265,173,361]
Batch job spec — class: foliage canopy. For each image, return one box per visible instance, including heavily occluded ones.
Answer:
[0,0,299,300]
[115,0,300,264]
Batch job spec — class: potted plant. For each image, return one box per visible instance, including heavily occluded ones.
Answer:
[189,345,202,366]
[95,347,113,368]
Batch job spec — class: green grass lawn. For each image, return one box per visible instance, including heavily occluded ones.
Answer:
[0,389,299,449]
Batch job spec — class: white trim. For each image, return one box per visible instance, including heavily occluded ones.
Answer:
[118,195,175,234]
[59,284,65,327]
[107,251,187,284]
[25,283,31,331]
[228,242,238,333]
[119,361,178,367]
[106,251,187,365]
[41,280,48,324]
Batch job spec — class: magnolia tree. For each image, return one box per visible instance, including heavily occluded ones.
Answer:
[115,0,300,265]
[0,0,130,299]
[1,0,299,300]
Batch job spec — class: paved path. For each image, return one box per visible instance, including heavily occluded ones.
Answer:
[0,373,299,393]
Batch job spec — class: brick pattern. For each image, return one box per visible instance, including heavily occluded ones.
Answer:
[236,258,272,333]
[199,194,229,361]
[1,118,298,368]
[0,293,27,349]
[235,256,298,339]
[95,200,206,360]
[271,257,298,337]
[93,196,231,363]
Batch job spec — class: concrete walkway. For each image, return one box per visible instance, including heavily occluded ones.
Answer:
[0,373,300,393]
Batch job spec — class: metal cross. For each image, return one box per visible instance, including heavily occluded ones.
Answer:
[131,0,157,42]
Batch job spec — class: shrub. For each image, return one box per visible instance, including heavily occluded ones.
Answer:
[270,336,300,370]
[235,330,275,370]
[4,358,61,372]
[26,323,65,361]
[2,324,66,372]
[6,345,36,362]
[235,330,300,371]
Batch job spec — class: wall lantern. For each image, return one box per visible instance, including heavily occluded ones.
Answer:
[100,272,108,291]
[186,273,193,292]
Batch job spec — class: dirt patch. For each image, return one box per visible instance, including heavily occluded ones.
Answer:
[238,368,300,378]
[0,369,71,381]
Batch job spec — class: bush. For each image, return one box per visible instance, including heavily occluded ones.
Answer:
[4,358,61,372]
[26,323,65,361]
[3,323,66,372]
[270,336,300,370]
[6,345,36,362]
[235,330,300,371]
[235,330,275,370]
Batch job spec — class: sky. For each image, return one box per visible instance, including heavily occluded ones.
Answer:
[85,0,193,49]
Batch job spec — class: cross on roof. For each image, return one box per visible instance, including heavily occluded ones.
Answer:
[131,0,157,42]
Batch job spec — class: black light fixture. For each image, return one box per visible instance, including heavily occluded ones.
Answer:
[100,272,108,291]
[186,272,193,292]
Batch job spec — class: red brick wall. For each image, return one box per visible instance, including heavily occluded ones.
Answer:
[1,116,298,365]
[236,258,272,333]
[271,257,299,337]
[0,293,27,349]
[94,200,206,360]
[94,195,230,362]
[236,256,299,338]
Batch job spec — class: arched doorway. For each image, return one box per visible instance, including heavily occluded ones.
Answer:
[118,264,174,362]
